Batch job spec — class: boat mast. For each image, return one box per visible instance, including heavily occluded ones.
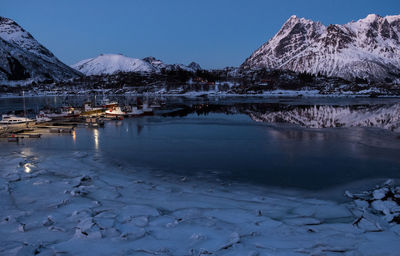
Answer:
[23,90,26,117]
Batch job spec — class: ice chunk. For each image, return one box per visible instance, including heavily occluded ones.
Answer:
[373,188,389,200]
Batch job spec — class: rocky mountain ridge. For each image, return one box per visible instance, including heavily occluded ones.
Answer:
[241,14,400,82]
[0,16,81,84]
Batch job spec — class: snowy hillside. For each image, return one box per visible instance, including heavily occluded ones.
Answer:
[73,54,202,76]
[0,17,81,84]
[71,54,156,76]
[242,14,400,82]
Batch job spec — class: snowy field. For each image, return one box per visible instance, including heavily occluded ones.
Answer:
[1,148,400,256]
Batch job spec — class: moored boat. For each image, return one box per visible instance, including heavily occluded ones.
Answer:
[0,114,34,124]
[36,111,52,123]
[81,103,103,116]
[127,106,144,117]
[43,107,81,119]
[105,106,126,117]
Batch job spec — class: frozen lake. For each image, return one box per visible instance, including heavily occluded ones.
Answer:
[1,96,400,255]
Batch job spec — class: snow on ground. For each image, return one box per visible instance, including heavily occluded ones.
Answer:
[1,148,399,255]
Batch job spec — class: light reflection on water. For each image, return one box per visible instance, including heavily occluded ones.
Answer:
[24,163,33,173]
[72,130,76,143]
[93,129,99,151]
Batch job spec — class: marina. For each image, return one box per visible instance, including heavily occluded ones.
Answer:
[0,97,157,139]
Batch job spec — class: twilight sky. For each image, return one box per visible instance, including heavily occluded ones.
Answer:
[1,0,399,68]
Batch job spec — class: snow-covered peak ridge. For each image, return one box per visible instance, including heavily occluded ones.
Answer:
[360,14,381,23]
[242,14,400,82]
[72,54,203,76]
[354,14,400,24]
[71,54,155,76]
[141,56,202,72]
[142,56,166,69]
[0,16,58,64]
[384,15,400,23]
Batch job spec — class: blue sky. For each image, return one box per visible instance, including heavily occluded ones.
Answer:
[1,0,399,68]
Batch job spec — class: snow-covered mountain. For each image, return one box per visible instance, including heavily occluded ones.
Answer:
[72,54,202,76]
[0,17,81,84]
[241,14,400,82]
[71,54,156,76]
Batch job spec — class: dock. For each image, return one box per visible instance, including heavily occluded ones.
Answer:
[0,122,76,140]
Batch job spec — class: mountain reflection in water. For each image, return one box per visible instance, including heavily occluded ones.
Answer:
[163,103,400,132]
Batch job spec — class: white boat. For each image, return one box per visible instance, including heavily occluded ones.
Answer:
[127,106,144,116]
[0,114,33,124]
[44,107,81,119]
[36,112,52,123]
[105,106,126,117]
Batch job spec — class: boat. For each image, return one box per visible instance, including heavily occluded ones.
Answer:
[81,103,103,116]
[43,107,81,119]
[127,106,144,117]
[8,134,19,142]
[36,111,52,123]
[101,93,118,108]
[105,106,126,117]
[1,91,34,125]
[103,100,119,109]
[0,114,33,124]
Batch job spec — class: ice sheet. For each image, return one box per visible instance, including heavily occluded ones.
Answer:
[0,150,399,255]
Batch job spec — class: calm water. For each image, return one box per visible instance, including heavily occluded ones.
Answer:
[1,96,400,193]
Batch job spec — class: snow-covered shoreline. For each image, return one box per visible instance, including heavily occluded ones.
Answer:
[1,148,399,255]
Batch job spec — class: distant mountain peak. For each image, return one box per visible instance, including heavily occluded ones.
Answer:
[71,54,155,75]
[188,62,202,71]
[241,14,400,82]
[72,54,202,76]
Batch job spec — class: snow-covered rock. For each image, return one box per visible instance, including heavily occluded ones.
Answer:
[241,14,400,82]
[0,17,81,84]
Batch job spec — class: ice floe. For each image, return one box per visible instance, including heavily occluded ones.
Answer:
[0,150,399,255]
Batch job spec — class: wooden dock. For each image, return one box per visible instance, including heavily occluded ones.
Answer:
[0,122,75,139]
[0,116,109,142]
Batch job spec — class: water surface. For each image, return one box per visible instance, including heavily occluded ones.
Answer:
[1,96,399,196]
